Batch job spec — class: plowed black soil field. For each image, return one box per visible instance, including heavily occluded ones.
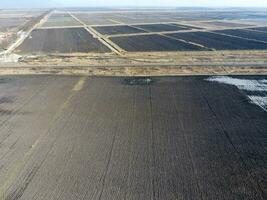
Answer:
[133,23,190,32]
[93,25,146,35]
[0,76,266,200]
[214,29,267,42]
[16,28,111,53]
[110,34,205,51]
[167,31,267,50]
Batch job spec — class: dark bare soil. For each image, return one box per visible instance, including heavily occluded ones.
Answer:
[133,23,190,32]
[16,28,111,53]
[0,76,266,200]
[110,34,206,51]
[214,29,267,42]
[167,31,267,50]
[93,25,146,35]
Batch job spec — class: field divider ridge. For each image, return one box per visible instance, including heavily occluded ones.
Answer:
[107,19,124,24]
[0,64,266,76]
[160,33,213,51]
[127,25,150,32]
[67,12,125,55]
[2,10,54,55]
[36,25,85,30]
[106,25,264,38]
[208,30,267,45]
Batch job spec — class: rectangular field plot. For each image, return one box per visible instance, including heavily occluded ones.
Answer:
[93,25,146,35]
[167,31,267,50]
[16,28,110,54]
[0,17,29,32]
[248,27,267,33]
[110,34,205,52]
[73,13,121,25]
[42,14,80,27]
[0,10,43,31]
[202,21,252,27]
[108,13,176,24]
[133,24,190,32]
[214,29,267,42]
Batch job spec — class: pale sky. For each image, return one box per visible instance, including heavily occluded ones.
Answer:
[1,0,267,8]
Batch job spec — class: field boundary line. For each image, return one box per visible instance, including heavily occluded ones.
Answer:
[128,25,150,32]
[91,21,203,27]
[160,33,213,51]
[245,28,267,34]
[68,12,125,55]
[208,30,267,45]
[2,10,54,55]
[1,62,267,68]
[0,66,266,76]
[106,26,264,38]
[36,25,84,30]
[86,26,125,55]
[107,19,124,24]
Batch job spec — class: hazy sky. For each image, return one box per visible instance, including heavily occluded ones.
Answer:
[1,0,267,8]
